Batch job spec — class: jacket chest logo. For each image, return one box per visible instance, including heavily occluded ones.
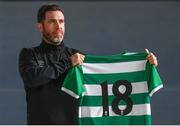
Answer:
[37,60,45,67]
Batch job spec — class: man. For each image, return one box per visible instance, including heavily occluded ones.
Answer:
[19,4,84,124]
[18,4,158,125]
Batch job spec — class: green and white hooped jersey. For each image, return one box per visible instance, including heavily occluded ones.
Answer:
[62,52,163,125]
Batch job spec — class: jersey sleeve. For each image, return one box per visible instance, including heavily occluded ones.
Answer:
[146,62,163,97]
[61,65,85,99]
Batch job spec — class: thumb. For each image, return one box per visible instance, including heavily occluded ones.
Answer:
[145,48,150,54]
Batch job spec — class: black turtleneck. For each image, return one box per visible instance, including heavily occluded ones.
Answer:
[18,40,80,124]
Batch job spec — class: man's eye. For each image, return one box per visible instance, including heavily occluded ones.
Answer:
[59,20,64,23]
[48,20,55,23]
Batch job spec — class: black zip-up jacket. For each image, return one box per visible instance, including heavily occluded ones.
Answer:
[19,40,79,124]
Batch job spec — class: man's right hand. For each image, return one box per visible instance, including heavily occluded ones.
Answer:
[71,53,85,66]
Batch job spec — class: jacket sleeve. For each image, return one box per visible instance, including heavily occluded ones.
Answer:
[18,48,70,88]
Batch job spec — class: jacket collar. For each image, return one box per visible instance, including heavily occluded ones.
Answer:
[40,39,65,50]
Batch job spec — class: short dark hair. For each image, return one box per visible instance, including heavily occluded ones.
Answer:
[37,4,63,23]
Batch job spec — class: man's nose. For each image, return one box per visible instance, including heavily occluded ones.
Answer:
[55,21,62,29]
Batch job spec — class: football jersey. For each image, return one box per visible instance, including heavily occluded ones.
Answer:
[61,52,163,125]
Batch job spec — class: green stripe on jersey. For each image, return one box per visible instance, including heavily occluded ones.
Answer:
[83,71,147,84]
[84,52,148,63]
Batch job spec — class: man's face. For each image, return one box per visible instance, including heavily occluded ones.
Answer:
[38,10,65,45]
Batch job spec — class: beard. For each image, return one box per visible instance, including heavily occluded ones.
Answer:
[43,32,64,45]
[42,27,64,45]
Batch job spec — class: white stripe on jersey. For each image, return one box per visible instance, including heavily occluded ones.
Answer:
[82,60,147,74]
[79,104,151,118]
[83,81,148,96]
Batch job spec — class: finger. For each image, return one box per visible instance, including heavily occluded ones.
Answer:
[149,53,156,59]
[81,54,85,59]
[78,56,84,64]
[145,48,150,54]
[150,60,158,66]
[79,56,84,61]
[80,59,84,64]
[81,55,85,60]
[146,52,154,59]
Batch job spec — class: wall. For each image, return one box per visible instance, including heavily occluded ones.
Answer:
[0,1,179,124]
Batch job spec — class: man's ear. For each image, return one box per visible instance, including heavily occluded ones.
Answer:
[37,23,43,32]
